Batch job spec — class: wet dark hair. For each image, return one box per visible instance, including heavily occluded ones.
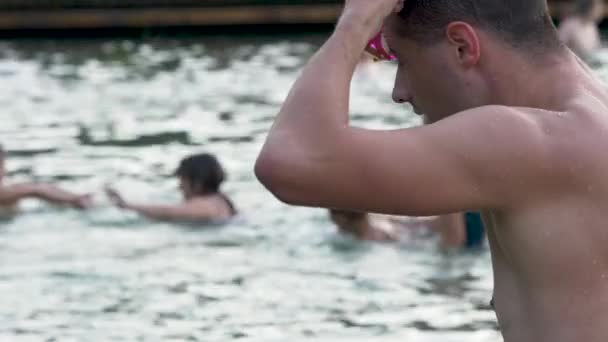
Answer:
[175,153,226,195]
[395,0,561,52]
[576,0,600,17]
[330,209,367,221]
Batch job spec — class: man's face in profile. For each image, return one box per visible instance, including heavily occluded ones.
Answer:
[384,15,483,122]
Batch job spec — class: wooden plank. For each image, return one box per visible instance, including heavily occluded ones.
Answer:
[0,0,339,10]
[0,1,602,31]
[0,5,343,29]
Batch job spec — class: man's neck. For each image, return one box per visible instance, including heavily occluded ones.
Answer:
[486,49,582,111]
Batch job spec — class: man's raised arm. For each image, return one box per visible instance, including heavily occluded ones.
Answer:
[256,0,402,197]
[255,1,553,216]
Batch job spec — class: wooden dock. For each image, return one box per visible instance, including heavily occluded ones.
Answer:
[0,0,598,31]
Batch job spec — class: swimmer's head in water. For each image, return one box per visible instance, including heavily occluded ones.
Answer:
[576,0,604,21]
[383,0,562,122]
[175,153,226,198]
[329,209,367,232]
[0,145,4,183]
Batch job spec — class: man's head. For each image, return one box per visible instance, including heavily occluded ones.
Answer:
[384,0,563,122]
[575,0,604,22]
[175,153,226,199]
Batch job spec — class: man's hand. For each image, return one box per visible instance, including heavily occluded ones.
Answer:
[339,0,404,40]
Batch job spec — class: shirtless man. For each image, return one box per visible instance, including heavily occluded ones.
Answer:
[558,0,604,61]
[255,0,608,340]
[106,153,236,222]
[0,145,91,211]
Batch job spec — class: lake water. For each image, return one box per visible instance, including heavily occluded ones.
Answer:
[4,33,603,342]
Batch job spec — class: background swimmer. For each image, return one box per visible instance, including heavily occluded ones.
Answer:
[558,0,604,60]
[329,209,399,242]
[106,153,236,222]
[329,209,485,249]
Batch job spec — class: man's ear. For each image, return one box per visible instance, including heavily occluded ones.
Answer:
[445,21,481,67]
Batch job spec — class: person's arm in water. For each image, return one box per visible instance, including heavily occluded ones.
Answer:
[105,187,224,221]
[429,214,469,248]
[255,0,553,216]
[385,214,470,248]
[0,183,92,209]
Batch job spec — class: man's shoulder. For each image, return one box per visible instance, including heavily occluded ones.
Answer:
[455,104,590,129]
[461,104,544,116]
[440,105,542,137]
[432,105,558,176]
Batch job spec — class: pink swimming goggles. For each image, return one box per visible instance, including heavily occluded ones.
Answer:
[365,30,395,62]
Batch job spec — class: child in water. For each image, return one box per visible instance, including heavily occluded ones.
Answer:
[0,145,92,212]
[106,153,236,222]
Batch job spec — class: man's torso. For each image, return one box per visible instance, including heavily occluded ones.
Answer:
[486,76,608,341]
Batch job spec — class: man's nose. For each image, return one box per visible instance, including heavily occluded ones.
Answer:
[392,78,411,104]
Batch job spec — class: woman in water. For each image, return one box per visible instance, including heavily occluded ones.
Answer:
[106,153,236,222]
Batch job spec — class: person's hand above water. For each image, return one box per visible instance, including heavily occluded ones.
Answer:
[339,0,405,39]
[105,186,128,209]
[25,183,94,210]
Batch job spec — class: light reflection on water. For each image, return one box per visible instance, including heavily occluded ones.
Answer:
[8,34,604,341]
